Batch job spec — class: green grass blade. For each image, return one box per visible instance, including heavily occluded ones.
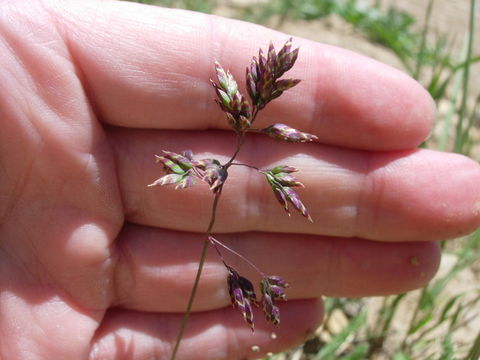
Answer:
[440,334,455,360]
[393,352,413,360]
[465,329,480,360]
[463,94,480,154]
[315,312,367,360]
[338,343,369,360]
[454,0,477,153]
[448,300,464,331]
[408,312,433,335]
[381,294,407,334]
[413,0,434,80]
[439,294,463,323]
[452,54,480,71]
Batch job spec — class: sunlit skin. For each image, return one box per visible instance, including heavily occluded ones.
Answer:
[1,1,480,359]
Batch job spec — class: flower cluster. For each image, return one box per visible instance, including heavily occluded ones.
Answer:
[211,62,252,132]
[149,151,228,194]
[246,38,300,110]
[261,123,318,143]
[260,276,288,327]
[201,159,228,194]
[151,40,317,344]
[263,165,313,221]
[226,266,257,331]
[148,150,197,189]
[226,264,289,331]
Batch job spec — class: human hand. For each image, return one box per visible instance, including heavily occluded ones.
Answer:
[1,1,479,359]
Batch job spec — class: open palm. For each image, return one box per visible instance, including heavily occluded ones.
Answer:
[1,1,479,359]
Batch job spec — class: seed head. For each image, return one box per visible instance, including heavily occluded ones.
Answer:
[149,150,197,189]
[212,61,252,132]
[226,265,257,332]
[271,165,298,174]
[202,160,228,194]
[262,292,280,327]
[275,38,299,78]
[260,275,288,327]
[261,123,318,143]
[149,151,230,192]
[262,276,289,301]
[264,167,313,221]
[245,38,301,110]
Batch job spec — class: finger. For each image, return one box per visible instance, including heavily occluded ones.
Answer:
[110,128,480,242]
[48,0,433,150]
[90,300,323,360]
[111,225,440,312]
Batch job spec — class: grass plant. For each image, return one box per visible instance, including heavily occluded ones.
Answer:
[126,0,480,358]
[148,39,316,359]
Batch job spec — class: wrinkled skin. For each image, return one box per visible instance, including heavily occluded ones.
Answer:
[0,1,479,359]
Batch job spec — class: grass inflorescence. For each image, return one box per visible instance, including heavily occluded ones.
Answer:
[128,0,480,359]
[149,38,317,359]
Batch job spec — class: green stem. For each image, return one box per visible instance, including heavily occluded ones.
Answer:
[169,193,221,360]
[206,193,221,235]
[223,106,258,169]
[223,132,246,168]
[413,0,434,80]
[465,328,480,360]
[170,106,260,359]
[454,0,476,153]
[369,294,405,356]
[230,162,259,171]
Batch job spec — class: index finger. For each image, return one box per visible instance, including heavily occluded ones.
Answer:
[52,0,434,150]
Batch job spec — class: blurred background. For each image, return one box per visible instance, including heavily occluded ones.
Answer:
[127,1,480,359]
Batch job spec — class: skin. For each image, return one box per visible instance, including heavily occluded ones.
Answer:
[0,0,479,359]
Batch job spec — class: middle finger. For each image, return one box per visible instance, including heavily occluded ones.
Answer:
[110,128,480,242]
[111,224,440,312]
